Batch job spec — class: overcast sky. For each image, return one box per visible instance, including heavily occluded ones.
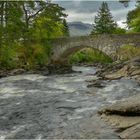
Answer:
[53,0,136,28]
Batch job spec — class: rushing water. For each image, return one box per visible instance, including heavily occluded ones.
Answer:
[0,66,140,139]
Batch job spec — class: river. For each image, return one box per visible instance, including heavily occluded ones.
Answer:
[0,66,140,139]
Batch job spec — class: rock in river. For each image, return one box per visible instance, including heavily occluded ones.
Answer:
[120,123,140,139]
[99,94,140,116]
[99,94,140,139]
[96,56,140,82]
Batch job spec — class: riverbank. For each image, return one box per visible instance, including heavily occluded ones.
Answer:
[0,62,107,79]
[0,64,75,79]
[92,57,140,139]
[96,57,140,83]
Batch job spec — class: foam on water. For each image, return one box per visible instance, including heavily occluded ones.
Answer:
[0,74,46,83]
[0,87,25,95]
[75,107,97,113]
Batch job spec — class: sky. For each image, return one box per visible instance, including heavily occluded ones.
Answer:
[53,0,136,28]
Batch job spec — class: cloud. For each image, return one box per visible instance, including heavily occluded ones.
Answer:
[66,11,96,23]
[54,1,136,28]
[117,20,127,28]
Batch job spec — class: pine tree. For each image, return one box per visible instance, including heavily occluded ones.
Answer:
[63,19,69,37]
[91,2,117,34]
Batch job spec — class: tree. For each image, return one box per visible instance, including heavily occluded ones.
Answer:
[32,3,67,39]
[127,2,140,32]
[21,1,51,29]
[91,2,117,34]
[0,1,69,69]
[0,2,24,45]
[113,27,126,34]
[62,19,69,37]
[0,1,67,43]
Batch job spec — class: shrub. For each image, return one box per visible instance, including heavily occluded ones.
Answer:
[70,48,113,64]
[0,42,51,70]
[0,45,18,70]
[17,43,49,69]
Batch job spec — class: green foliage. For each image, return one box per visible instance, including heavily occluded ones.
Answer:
[113,27,126,34]
[0,42,52,70]
[31,3,67,39]
[0,2,24,44]
[127,3,140,32]
[0,45,18,70]
[91,2,117,34]
[62,19,70,37]
[0,1,69,70]
[17,44,49,69]
[129,18,140,32]
[70,48,113,64]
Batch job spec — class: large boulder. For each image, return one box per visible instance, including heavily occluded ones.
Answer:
[99,94,140,115]
[100,114,140,129]
[99,94,140,139]
[104,65,128,80]
[120,123,140,139]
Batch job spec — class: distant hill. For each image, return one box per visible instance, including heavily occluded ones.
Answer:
[68,22,93,37]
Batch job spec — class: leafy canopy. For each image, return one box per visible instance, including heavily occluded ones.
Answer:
[127,2,140,32]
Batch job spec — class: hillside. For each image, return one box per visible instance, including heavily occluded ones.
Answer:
[68,22,93,36]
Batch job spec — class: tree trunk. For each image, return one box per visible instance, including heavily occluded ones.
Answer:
[0,2,4,27]
[22,4,29,29]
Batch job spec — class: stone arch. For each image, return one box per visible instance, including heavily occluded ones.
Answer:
[51,45,112,64]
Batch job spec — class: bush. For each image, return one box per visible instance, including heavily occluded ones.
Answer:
[17,43,50,69]
[70,48,113,64]
[0,42,51,70]
[0,45,18,70]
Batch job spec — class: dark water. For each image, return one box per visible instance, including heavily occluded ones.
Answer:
[0,66,140,139]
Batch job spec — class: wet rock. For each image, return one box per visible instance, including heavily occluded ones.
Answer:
[10,69,26,75]
[130,69,140,76]
[96,67,125,80]
[0,69,26,79]
[99,94,140,139]
[120,123,140,139]
[47,64,74,74]
[87,80,105,88]
[0,70,7,78]
[104,65,128,80]
[96,57,140,82]
[100,114,140,129]
[0,64,73,78]
[35,66,49,76]
[99,94,140,116]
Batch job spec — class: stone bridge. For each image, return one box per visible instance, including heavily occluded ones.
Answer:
[50,34,140,64]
